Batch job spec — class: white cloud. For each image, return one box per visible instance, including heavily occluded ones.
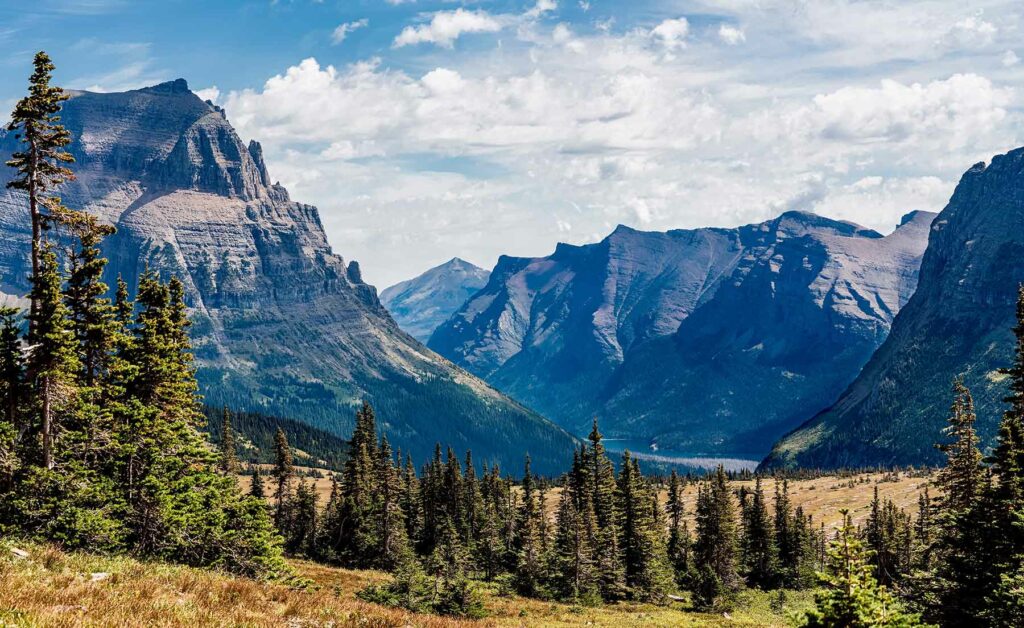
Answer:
[718,24,745,45]
[650,18,689,51]
[332,18,368,45]
[393,9,503,48]
[220,1,1024,285]
[1003,49,1020,66]
[195,86,220,103]
[524,0,557,20]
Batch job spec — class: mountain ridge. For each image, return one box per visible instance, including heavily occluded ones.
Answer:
[0,79,577,474]
[761,148,1024,469]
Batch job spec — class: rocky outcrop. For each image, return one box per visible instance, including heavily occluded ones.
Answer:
[0,80,577,474]
[762,148,1024,469]
[430,211,933,454]
[381,258,490,342]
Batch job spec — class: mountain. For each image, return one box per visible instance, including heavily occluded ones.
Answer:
[762,148,1024,469]
[381,257,490,342]
[0,79,577,474]
[430,211,933,455]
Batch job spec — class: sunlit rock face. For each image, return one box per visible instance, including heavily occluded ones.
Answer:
[432,210,933,456]
[0,80,577,474]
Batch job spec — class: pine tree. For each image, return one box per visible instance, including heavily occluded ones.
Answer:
[666,470,692,586]
[514,455,547,597]
[585,420,627,600]
[376,435,410,569]
[914,489,934,572]
[983,285,1024,625]
[272,427,294,528]
[741,476,778,588]
[25,243,80,470]
[5,51,76,329]
[0,308,23,494]
[693,465,740,606]
[800,511,926,628]
[616,452,672,602]
[551,475,598,601]
[285,477,318,556]
[64,215,117,387]
[249,465,266,500]
[219,406,239,474]
[928,378,993,625]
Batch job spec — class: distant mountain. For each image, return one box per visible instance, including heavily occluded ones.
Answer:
[381,258,490,342]
[203,406,349,471]
[0,79,577,474]
[762,148,1024,469]
[430,211,933,455]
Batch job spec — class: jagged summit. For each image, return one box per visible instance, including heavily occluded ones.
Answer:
[762,146,1024,469]
[0,82,577,473]
[430,210,933,452]
[382,257,490,343]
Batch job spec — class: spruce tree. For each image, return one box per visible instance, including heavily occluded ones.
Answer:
[552,475,598,602]
[666,469,692,586]
[800,511,926,628]
[5,51,76,328]
[585,420,627,600]
[272,426,294,528]
[514,455,547,597]
[249,465,266,500]
[693,465,740,606]
[741,476,778,588]
[616,452,672,602]
[219,406,239,474]
[25,243,80,470]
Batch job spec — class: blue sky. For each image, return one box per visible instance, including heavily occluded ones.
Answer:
[2,1,1024,286]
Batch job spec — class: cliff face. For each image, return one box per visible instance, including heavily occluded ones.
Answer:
[430,211,932,454]
[0,80,577,474]
[763,149,1024,469]
[381,258,490,343]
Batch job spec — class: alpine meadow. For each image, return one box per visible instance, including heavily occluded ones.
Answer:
[4,1,1024,627]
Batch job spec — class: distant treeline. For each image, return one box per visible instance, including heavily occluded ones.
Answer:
[202,405,348,471]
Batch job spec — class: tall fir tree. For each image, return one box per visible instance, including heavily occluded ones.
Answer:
[741,476,778,588]
[694,465,740,605]
[219,406,239,474]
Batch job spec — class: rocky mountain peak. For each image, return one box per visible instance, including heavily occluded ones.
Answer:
[0,80,577,473]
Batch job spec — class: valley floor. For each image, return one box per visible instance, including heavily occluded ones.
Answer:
[0,471,929,627]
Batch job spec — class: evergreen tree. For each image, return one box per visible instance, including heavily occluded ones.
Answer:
[800,511,926,628]
[928,379,993,625]
[219,406,239,474]
[741,476,778,588]
[285,477,318,556]
[5,51,76,328]
[24,243,80,471]
[376,435,410,570]
[584,421,627,600]
[666,470,692,586]
[64,215,117,387]
[983,285,1024,625]
[616,452,672,602]
[694,464,740,600]
[514,455,547,597]
[272,427,294,528]
[249,465,266,500]
[551,477,598,601]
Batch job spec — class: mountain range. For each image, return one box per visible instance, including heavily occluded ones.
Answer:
[762,149,1024,469]
[0,79,576,474]
[381,257,490,342]
[428,210,934,457]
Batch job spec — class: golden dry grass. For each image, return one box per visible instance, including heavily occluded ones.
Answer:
[0,541,813,627]
[0,470,925,627]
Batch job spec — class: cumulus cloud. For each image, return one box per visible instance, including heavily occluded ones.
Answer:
[718,24,745,45]
[332,18,368,45]
[393,9,503,48]
[1003,50,1020,66]
[523,0,557,20]
[220,1,1024,285]
[803,74,1011,148]
[650,18,689,51]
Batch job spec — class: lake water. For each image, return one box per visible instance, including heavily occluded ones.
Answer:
[601,438,760,473]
